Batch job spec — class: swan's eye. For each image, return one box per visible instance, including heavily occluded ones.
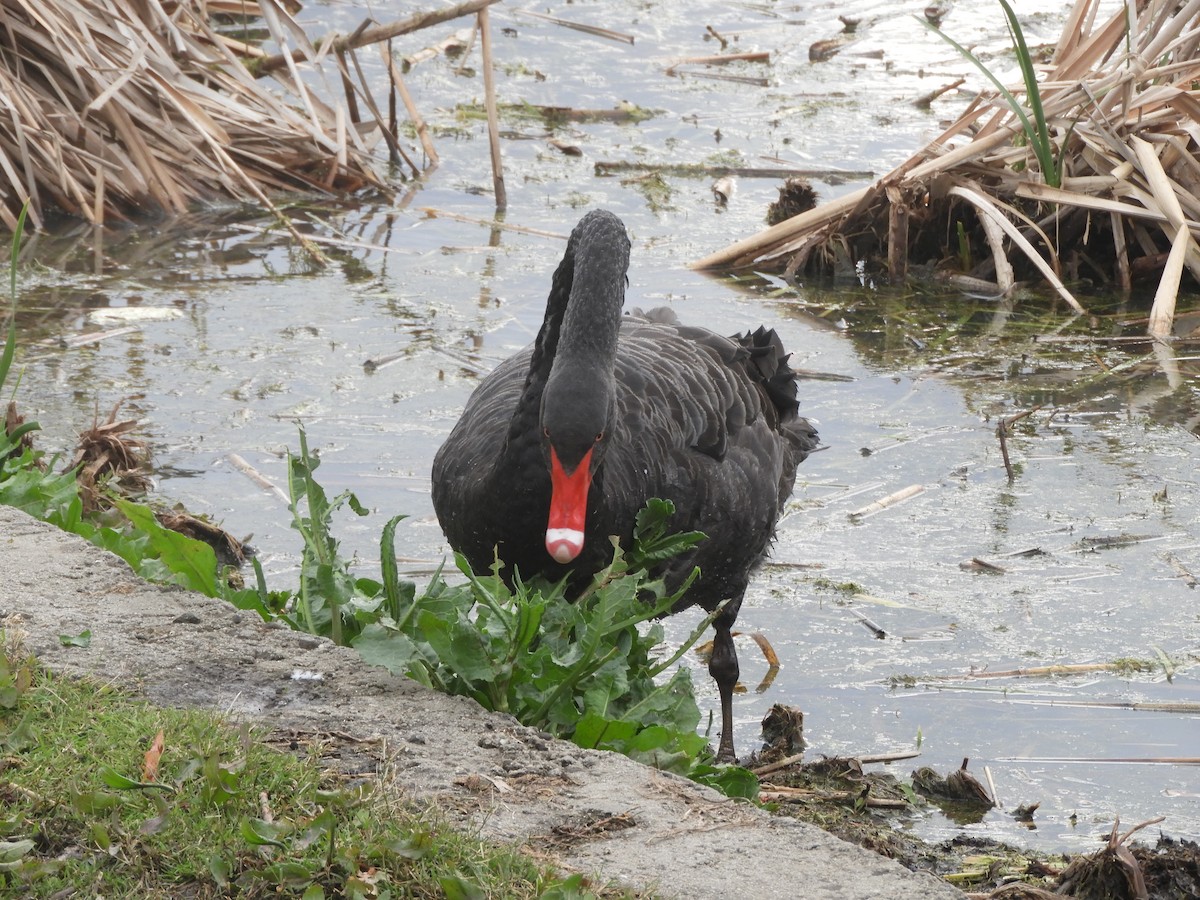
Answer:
[543,426,551,438]
[594,431,604,442]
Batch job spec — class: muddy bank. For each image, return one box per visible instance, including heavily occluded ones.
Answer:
[0,504,958,900]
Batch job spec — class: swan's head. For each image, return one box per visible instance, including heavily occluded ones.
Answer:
[540,369,613,564]
[537,209,627,565]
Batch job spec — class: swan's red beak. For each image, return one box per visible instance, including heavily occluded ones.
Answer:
[546,446,593,564]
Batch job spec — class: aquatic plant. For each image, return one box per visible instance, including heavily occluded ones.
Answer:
[922,0,1060,188]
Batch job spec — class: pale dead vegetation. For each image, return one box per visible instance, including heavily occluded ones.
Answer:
[697,0,1200,336]
[0,0,500,233]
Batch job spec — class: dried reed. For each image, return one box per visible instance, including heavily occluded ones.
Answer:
[0,0,499,232]
[696,0,1200,334]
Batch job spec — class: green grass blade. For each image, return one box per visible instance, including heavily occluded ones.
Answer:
[648,601,723,678]
[918,11,1055,186]
[8,201,27,300]
[2,202,30,392]
[998,0,1058,186]
[1,299,15,391]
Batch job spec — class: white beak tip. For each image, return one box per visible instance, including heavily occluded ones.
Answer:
[546,528,585,564]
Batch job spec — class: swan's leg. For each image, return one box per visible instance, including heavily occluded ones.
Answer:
[709,600,741,762]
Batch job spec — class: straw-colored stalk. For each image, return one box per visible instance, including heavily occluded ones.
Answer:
[697,0,1200,335]
[0,0,500,234]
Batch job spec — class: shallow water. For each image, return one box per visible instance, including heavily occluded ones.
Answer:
[10,0,1199,852]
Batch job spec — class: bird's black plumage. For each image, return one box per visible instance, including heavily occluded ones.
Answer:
[431,209,818,759]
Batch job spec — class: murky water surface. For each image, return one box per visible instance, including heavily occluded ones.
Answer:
[11,0,1198,851]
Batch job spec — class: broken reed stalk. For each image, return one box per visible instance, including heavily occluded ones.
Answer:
[983,765,1000,810]
[856,750,922,764]
[751,753,805,776]
[996,421,1013,481]
[848,483,925,520]
[380,43,439,165]
[751,748,920,778]
[478,6,507,210]
[227,453,291,505]
[694,0,1200,335]
[996,406,1040,482]
[516,9,635,45]
[402,27,475,71]
[913,78,965,109]
[254,0,502,75]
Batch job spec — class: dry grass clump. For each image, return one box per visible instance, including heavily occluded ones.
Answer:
[697,0,1200,334]
[0,0,392,230]
[66,400,151,512]
[0,0,501,234]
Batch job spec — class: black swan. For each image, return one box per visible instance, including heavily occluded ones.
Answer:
[431,209,818,760]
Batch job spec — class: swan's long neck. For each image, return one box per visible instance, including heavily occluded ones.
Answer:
[553,220,627,374]
[537,211,629,563]
[540,213,628,438]
[506,211,629,450]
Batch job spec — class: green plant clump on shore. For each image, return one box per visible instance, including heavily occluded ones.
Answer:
[273,435,750,795]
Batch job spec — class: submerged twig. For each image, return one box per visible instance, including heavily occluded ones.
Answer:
[757,786,910,809]
[913,78,965,108]
[665,51,770,76]
[418,207,564,239]
[515,9,635,45]
[899,659,1177,684]
[58,326,142,349]
[1163,553,1198,587]
[851,611,886,639]
[672,71,769,87]
[960,557,1007,574]
[996,406,1042,483]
